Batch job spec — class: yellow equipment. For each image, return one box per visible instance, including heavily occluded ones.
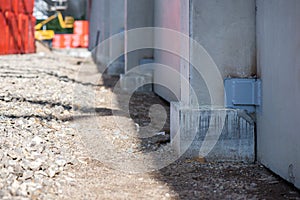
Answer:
[34,11,74,41]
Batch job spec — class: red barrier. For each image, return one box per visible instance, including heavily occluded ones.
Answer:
[5,11,20,54]
[0,12,8,54]
[0,0,12,12]
[12,0,34,14]
[27,15,35,53]
[1,3,35,55]
[17,13,27,53]
[17,14,35,53]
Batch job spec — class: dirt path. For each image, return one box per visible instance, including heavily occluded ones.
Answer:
[0,53,299,200]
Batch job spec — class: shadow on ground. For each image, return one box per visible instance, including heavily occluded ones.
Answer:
[97,70,300,199]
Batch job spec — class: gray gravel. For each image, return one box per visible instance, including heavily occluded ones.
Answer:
[0,53,299,200]
[0,54,86,200]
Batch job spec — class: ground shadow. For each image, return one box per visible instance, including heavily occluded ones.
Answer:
[98,70,300,199]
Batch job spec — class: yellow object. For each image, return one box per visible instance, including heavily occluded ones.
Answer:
[34,11,74,41]
[34,30,55,41]
[56,12,74,29]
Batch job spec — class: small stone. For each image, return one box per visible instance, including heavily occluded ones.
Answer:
[44,109,52,115]
[250,183,257,187]
[10,180,20,196]
[55,158,67,167]
[34,170,48,177]
[0,152,4,161]
[31,136,43,146]
[47,166,58,178]
[63,110,70,115]
[29,159,43,171]
[18,182,28,196]
[193,157,206,164]
[7,151,18,160]
[22,171,34,180]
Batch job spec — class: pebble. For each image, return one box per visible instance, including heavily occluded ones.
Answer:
[28,159,43,171]
[0,55,85,199]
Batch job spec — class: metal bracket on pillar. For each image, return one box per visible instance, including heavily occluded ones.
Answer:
[224,78,262,113]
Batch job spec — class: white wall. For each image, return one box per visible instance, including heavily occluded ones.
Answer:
[256,0,300,188]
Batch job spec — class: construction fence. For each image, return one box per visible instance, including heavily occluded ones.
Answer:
[0,0,35,55]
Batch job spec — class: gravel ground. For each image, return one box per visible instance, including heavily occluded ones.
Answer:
[0,52,299,200]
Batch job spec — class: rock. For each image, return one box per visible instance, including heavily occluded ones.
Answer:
[10,180,20,196]
[18,182,29,196]
[31,136,43,146]
[22,171,34,180]
[34,170,48,177]
[28,159,43,171]
[47,165,58,178]
[44,109,52,115]
[7,151,18,160]
[55,158,67,167]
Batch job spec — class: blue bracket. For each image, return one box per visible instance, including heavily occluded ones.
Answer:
[225,78,261,113]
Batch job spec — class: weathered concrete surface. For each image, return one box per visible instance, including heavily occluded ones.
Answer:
[120,73,153,92]
[153,0,187,102]
[89,0,109,51]
[171,102,255,162]
[89,0,125,75]
[107,0,125,75]
[125,0,154,72]
[256,0,300,189]
[189,0,256,106]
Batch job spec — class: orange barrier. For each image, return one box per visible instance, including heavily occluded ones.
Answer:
[72,34,81,48]
[0,12,8,54]
[53,34,89,49]
[53,34,73,49]
[27,15,35,53]
[52,34,63,48]
[74,20,89,35]
[5,11,20,54]
[63,34,73,48]
[18,14,35,53]
[52,21,89,49]
[17,13,27,53]
[0,0,12,12]
[12,0,34,14]
[80,34,88,48]
[0,0,36,55]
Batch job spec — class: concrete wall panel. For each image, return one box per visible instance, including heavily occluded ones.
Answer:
[153,0,189,102]
[190,0,256,105]
[125,0,154,72]
[256,0,300,188]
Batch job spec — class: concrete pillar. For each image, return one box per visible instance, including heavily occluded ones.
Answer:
[89,0,111,68]
[189,0,256,106]
[154,0,184,101]
[170,0,256,161]
[256,0,300,189]
[107,0,125,75]
[124,0,154,72]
